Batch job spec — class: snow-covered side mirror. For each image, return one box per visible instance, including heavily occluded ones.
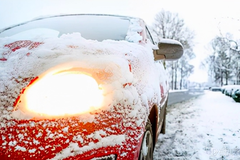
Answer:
[153,39,183,61]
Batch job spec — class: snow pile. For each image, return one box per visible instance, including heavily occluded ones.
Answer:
[125,19,143,43]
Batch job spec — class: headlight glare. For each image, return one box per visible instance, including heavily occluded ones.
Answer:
[19,72,103,118]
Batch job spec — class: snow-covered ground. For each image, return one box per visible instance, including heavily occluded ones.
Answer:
[154,91,240,160]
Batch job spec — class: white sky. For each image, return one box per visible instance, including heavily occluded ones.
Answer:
[1,0,240,83]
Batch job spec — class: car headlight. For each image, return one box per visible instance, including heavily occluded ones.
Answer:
[18,71,104,118]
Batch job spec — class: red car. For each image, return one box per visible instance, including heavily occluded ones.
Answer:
[0,14,183,160]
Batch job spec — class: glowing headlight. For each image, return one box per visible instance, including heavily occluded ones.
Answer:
[19,72,103,118]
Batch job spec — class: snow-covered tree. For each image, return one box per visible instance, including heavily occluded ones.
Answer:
[204,35,240,85]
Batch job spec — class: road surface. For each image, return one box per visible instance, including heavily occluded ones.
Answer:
[168,90,204,106]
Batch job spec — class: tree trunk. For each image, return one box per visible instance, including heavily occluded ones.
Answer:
[171,62,174,90]
[180,68,183,90]
[174,62,178,89]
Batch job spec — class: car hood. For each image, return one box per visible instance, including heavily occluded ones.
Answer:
[1,33,168,118]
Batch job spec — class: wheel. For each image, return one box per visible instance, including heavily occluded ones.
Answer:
[139,119,154,160]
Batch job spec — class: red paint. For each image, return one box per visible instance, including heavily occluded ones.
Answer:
[4,41,43,52]
[28,76,39,86]
[0,58,7,61]
[13,77,39,107]
[123,83,132,88]
[0,109,144,160]
[3,41,43,60]
[13,96,21,107]
[20,88,26,94]
[129,63,132,72]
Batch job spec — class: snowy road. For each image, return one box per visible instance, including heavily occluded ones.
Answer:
[153,91,240,160]
[168,90,203,106]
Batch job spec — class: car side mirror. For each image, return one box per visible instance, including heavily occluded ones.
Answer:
[153,39,183,61]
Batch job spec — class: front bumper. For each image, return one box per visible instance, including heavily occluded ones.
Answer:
[0,106,144,160]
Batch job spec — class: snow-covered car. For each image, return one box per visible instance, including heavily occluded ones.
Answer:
[223,85,235,96]
[223,85,240,97]
[0,14,183,160]
[210,87,221,92]
[230,85,240,102]
[232,89,240,102]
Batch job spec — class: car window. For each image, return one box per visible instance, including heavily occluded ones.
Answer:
[0,15,130,41]
[7,28,60,40]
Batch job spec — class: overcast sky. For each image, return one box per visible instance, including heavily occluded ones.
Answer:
[1,0,240,82]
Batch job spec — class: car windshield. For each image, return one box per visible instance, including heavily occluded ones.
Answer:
[0,14,130,41]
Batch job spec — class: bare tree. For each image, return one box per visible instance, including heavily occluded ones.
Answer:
[152,9,195,89]
[178,49,195,89]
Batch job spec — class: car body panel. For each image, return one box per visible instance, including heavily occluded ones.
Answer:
[0,14,182,159]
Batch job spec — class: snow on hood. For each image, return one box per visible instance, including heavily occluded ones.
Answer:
[0,29,167,123]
